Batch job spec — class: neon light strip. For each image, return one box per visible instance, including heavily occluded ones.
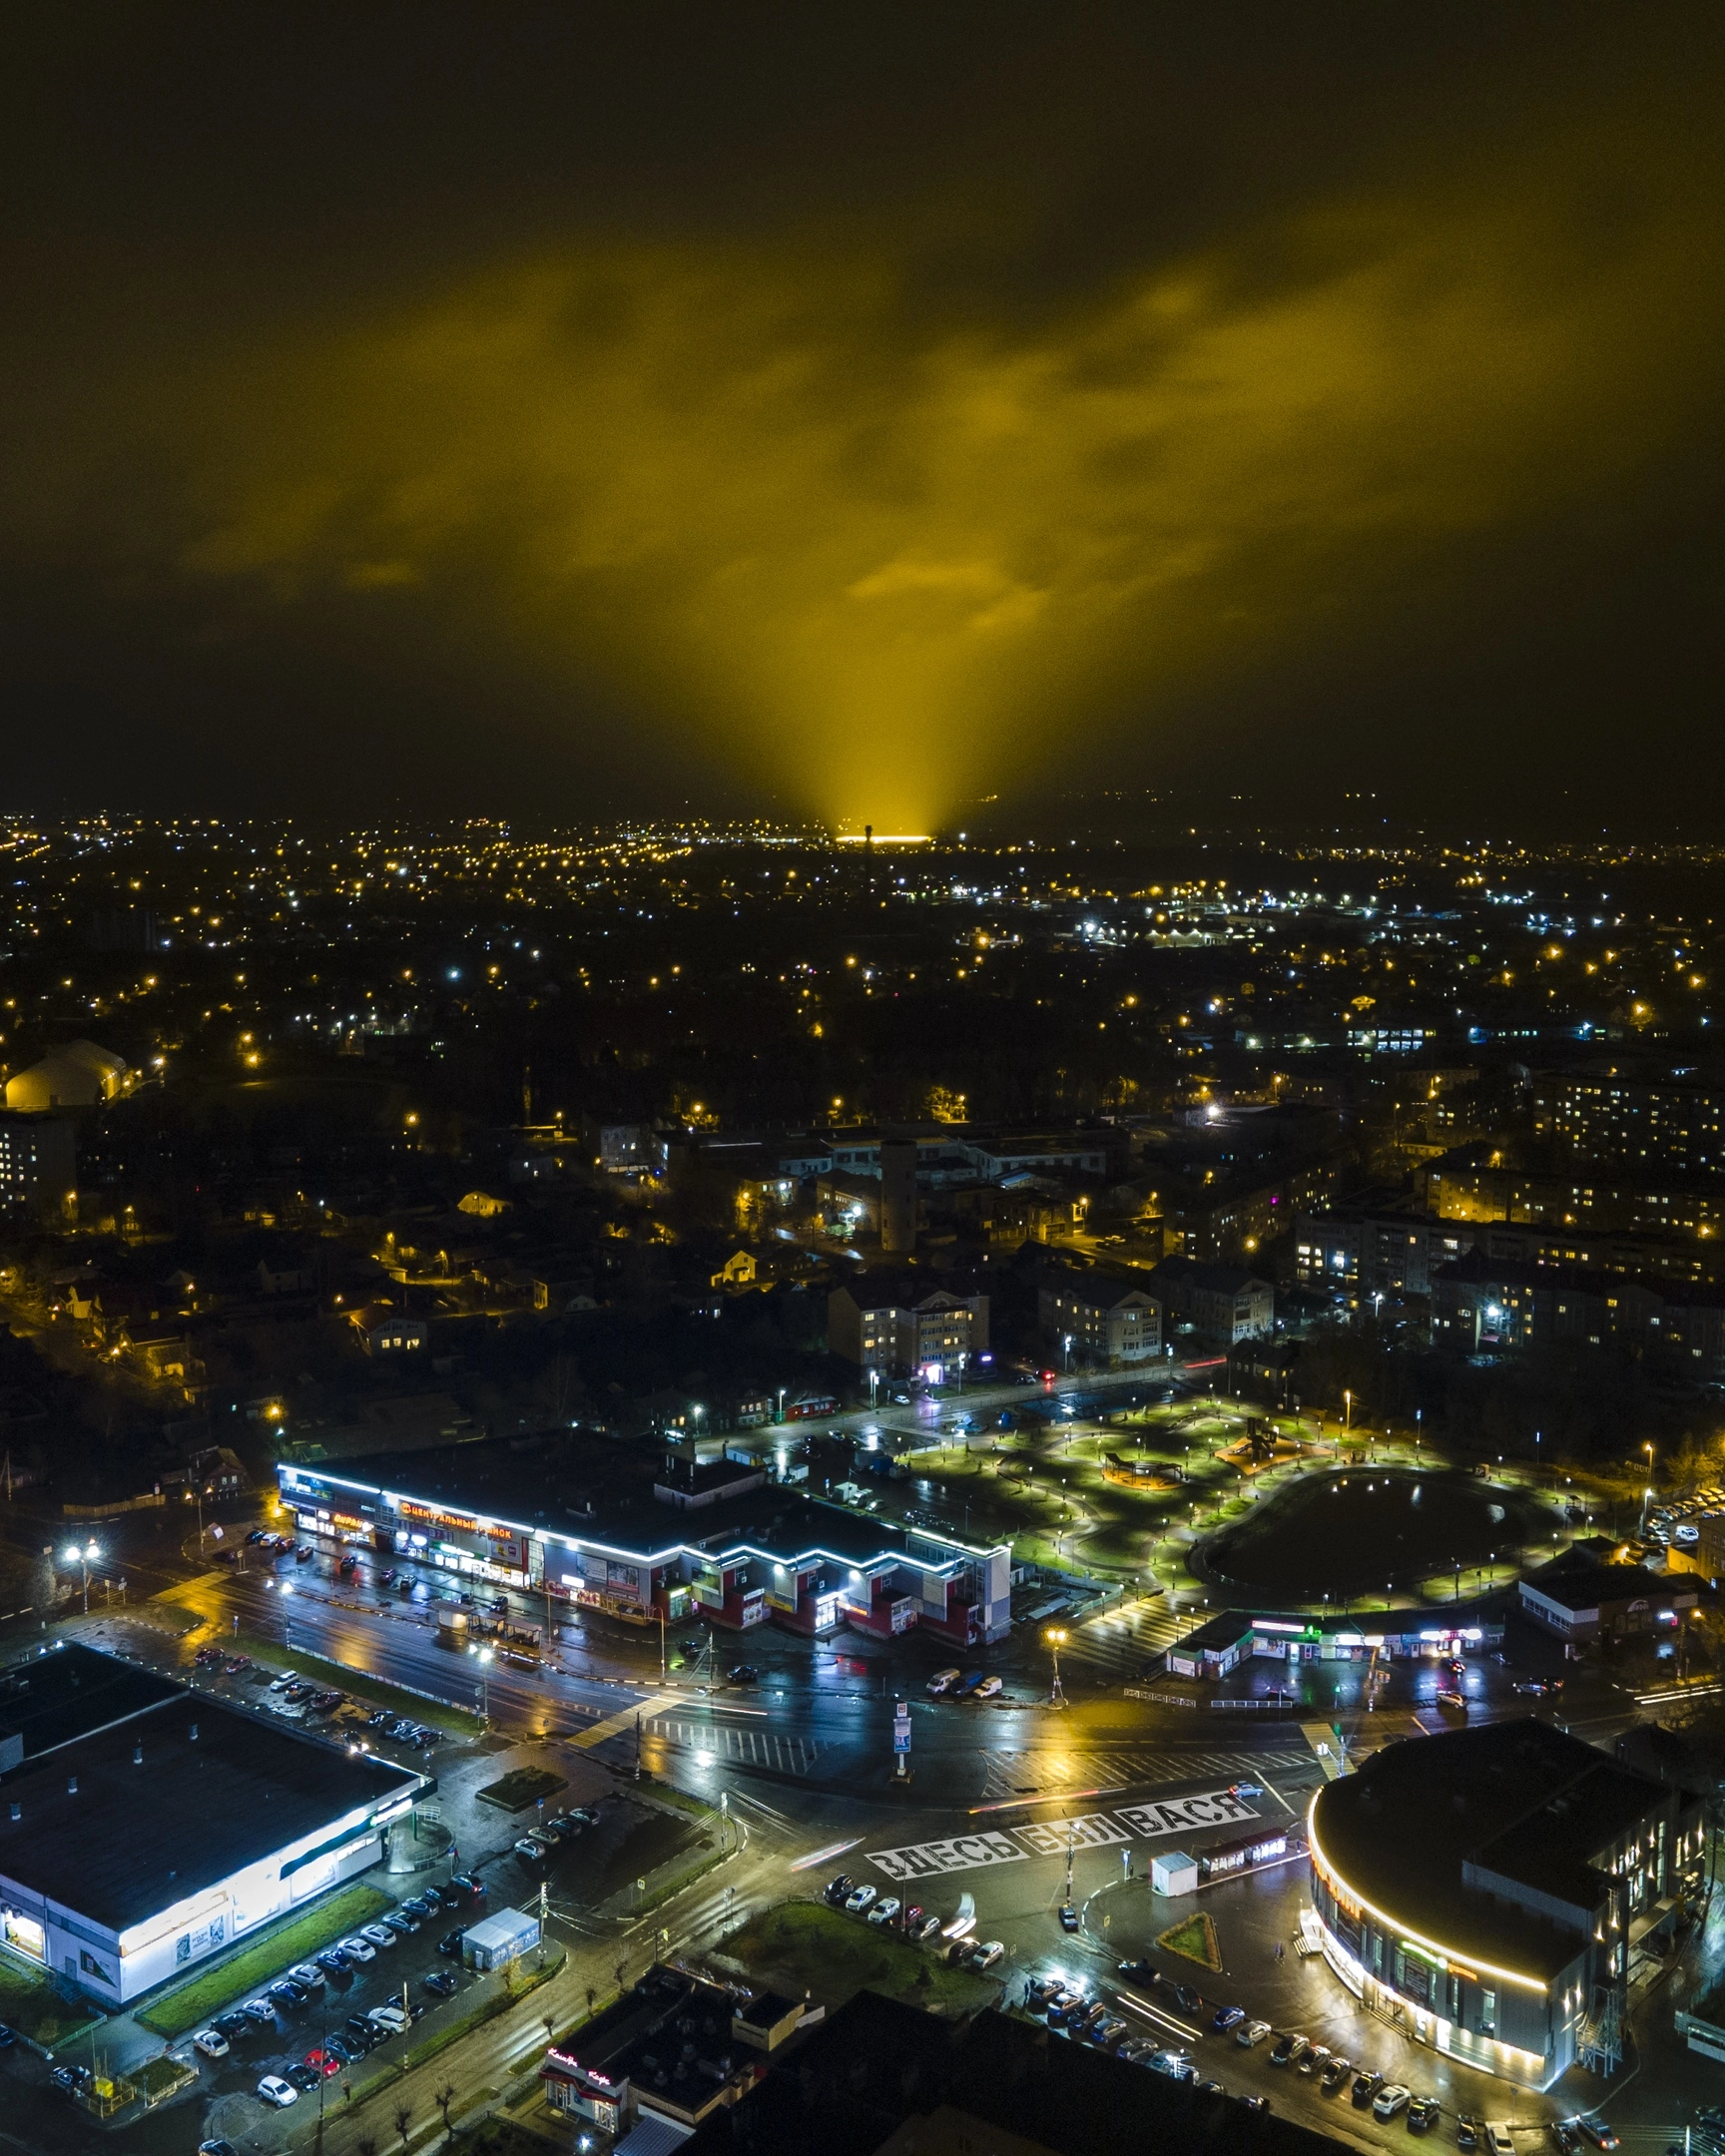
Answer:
[285,1467,1005,1571]
[1307,1793,1547,1994]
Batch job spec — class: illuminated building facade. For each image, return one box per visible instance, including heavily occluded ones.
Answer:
[277,1437,1011,1644]
[1308,1720,1703,2086]
[827,1278,988,1380]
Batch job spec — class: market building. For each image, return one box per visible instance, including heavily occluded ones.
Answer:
[0,1642,424,2006]
[277,1432,1012,1645]
[1307,1719,1704,2087]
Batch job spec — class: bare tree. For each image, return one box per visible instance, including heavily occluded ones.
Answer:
[393,2099,414,2152]
[436,2081,457,2145]
[585,1982,597,2018]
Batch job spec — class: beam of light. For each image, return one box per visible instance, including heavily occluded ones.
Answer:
[14,104,1724,825]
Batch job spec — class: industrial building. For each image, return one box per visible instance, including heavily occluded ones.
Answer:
[278,1431,1012,1644]
[1308,1719,1703,2087]
[0,1642,424,2005]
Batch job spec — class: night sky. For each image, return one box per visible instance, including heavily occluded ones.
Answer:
[3,5,1723,830]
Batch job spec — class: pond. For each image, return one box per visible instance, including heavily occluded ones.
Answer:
[1200,1467,1537,1603]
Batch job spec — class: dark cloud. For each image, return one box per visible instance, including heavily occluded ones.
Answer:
[1,4,1722,825]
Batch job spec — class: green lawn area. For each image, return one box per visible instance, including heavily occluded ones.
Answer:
[137,1882,391,2037]
[477,1766,565,1812]
[224,1630,481,1737]
[0,1951,105,2047]
[723,1899,998,2015]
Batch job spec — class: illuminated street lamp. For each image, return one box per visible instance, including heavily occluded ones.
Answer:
[471,1643,494,1726]
[1045,1627,1067,1708]
[61,1540,100,1616]
[1343,1389,1353,1431]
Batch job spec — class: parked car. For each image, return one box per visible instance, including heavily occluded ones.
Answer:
[381,1913,415,1936]
[242,1998,276,2026]
[286,2064,322,2093]
[257,2076,297,2108]
[1241,2095,1271,2115]
[1237,2020,1271,2048]
[316,1947,348,1974]
[1212,2005,1246,2032]
[1456,2119,1481,2149]
[825,1874,855,1905]
[424,1970,458,1997]
[1549,2125,1582,2156]
[1170,1983,1202,2015]
[926,1669,961,1696]
[1486,2127,1514,2156]
[514,1836,545,1860]
[1298,2043,1330,2077]
[213,2011,252,2039]
[303,2049,341,2079]
[288,1961,325,1988]
[845,1885,877,1914]
[867,1896,902,1926]
[269,1979,308,2009]
[1270,2033,1305,2066]
[975,1676,1003,1699]
[970,1940,1005,1970]
[360,1922,396,1948]
[192,2028,230,2059]
[448,1872,485,1896]
[438,1928,464,1955]
[1058,1903,1079,1932]
[1409,2095,1441,2133]
[1352,2070,1385,2107]
[1374,2085,1412,2121]
[727,1664,759,1683]
[340,1934,376,1962]
[1574,2122,1618,2153]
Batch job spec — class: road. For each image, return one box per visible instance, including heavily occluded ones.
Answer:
[0,1457,1701,2156]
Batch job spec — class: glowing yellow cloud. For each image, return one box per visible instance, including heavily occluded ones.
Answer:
[177,131,1723,828]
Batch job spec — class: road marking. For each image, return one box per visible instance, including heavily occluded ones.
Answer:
[868,1788,1261,1880]
[1301,1722,1351,1778]
[570,1692,692,1748]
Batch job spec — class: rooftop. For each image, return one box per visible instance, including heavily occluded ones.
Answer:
[0,1664,423,1935]
[1313,1720,1692,1981]
[283,1433,1005,1572]
[1518,1552,1686,1614]
[684,1990,1352,2156]
[0,1642,182,1760]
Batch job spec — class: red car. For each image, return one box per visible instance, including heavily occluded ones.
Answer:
[304,2049,342,2078]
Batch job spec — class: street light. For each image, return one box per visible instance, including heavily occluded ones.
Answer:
[61,1541,100,1616]
[471,1644,494,1726]
[1045,1627,1067,1707]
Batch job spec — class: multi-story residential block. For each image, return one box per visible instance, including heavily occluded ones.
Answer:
[826,1277,988,1379]
[1037,1272,1162,1363]
[1147,1256,1273,1345]
[1533,1067,1725,1178]
[0,1114,76,1222]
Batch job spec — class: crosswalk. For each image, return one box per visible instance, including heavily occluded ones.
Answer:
[647,1714,825,1778]
[1055,1598,1197,1682]
[977,1742,1309,1805]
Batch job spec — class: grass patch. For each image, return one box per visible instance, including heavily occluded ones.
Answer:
[0,1951,105,2047]
[137,1882,391,2037]
[723,1899,996,2015]
[132,2053,197,2104]
[477,1766,566,1813]
[1156,1911,1222,1972]
[639,1777,721,1823]
[222,1630,481,1737]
